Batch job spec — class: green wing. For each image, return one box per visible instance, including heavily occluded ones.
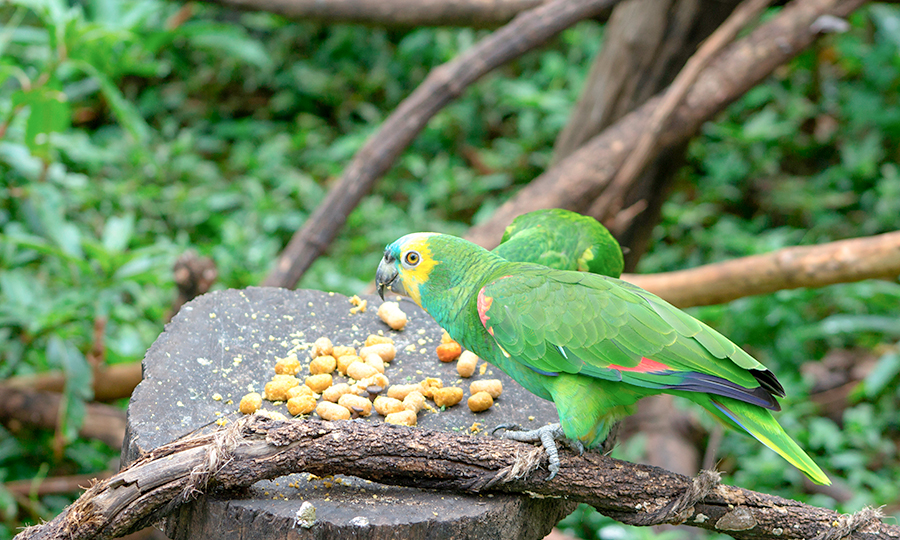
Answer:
[478,266,783,410]
[494,209,624,278]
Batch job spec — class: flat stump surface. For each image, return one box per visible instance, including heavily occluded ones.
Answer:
[124,287,571,539]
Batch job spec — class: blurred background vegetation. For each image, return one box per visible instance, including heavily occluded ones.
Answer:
[1,0,899,538]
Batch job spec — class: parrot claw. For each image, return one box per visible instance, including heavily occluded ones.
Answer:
[491,422,569,481]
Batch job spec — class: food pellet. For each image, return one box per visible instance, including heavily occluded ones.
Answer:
[338,394,373,416]
[274,354,302,375]
[419,377,443,399]
[468,391,494,412]
[332,345,356,359]
[355,373,389,393]
[441,331,453,344]
[385,409,417,426]
[347,361,378,381]
[433,387,463,407]
[309,355,337,375]
[457,351,478,378]
[365,334,394,346]
[286,385,314,399]
[312,337,333,358]
[305,373,333,393]
[322,383,355,403]
[316,401,351,421]
[387,383,421,400]
[469,379,503,399]
[239,392,262,414]
[264,375,301,401]
[364,354,385,374]
[403,390,425,413]
[359,343,395,363]
[287,394,317,416]
[377,301,408,331]
[436,341,462,362]
[373,396,406,416]
[337,354,360,375]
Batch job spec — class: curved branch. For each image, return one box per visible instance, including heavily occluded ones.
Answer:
[465,0,869,248]
[623,231,900,308]
[199,0,555,27]
[15,417,897,540]
[261,0,622,289]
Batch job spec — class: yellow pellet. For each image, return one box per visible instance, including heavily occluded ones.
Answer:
[312,337,333,358]
[387,383,422,400]
[322,382,355,403]
[467,391,494,412]
[264,375,300,401]
[359,343,396,363]
[403,390,425,413]
[419,377,443,399]
[377,301,408,331]
[354,373,390,393]
[287,394,317,416]
[316,401,351,421]
[469,379,503,399]
[365,334,394,346]
[337,354,360,375]
[305,373,333,393]
[440,331,453,344]
[309,355,337,375]
[373,395,406,416]
[364,354,385,374]
[332,345,356,359]
[239,392,262,414]
[457,351,478,378]
[286,385,314,399]
[385,409,417,426]
[338,394,373,417]
[347,361,378,381]
[433,387,463,408]
[274,354,302,375]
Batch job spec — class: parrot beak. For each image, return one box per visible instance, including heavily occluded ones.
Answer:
[376,252,404,300]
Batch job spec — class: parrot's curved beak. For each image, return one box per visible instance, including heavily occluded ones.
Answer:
[376,253,404,300]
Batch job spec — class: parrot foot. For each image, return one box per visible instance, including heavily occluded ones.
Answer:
[492,423,574,481]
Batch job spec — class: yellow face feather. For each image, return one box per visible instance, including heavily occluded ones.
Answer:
[395,233,439,307]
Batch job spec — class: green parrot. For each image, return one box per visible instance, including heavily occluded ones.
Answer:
[375,230,830,485]
[493,208,624,278]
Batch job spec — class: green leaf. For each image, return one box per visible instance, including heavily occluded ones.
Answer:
[101,213,134,253]
[66,59,151,143]
[46,336,92,442]
[11,86,71,160]
[863,350,900,398]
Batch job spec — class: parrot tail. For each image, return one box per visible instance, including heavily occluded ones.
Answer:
[708,397,830,485]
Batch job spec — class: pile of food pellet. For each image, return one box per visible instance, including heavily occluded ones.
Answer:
[238,300,502,427]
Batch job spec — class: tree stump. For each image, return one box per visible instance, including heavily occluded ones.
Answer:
[123,287,573,539]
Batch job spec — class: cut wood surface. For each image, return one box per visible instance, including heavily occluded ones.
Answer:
[622,231,900,308]
[465,0,868,248]
[15,416,898,540]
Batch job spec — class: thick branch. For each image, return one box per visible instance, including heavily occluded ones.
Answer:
[623,231,900,308]
[199,0,561,27]
[0,386,126,450]
[261,0,622,289]
[3,362,142,403]
[16,417,897,540]
[466,0,868,248]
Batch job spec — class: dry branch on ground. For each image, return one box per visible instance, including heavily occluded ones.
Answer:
[15,416,898,540]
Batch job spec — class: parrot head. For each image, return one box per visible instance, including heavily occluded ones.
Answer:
[376,232,441,307]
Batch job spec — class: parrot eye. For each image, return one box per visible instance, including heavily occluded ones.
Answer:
[403,251,420,267]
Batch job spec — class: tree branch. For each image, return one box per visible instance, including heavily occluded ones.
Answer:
[199,0,568,27]
[261,0,623,289]
[15,417,897,540]
[622,230,900,308]
[465,0,869,248]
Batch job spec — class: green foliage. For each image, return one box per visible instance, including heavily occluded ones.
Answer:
[2,0,899,537]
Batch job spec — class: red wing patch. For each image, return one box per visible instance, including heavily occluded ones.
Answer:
[608,357,669,373]
[477,287,493,335]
